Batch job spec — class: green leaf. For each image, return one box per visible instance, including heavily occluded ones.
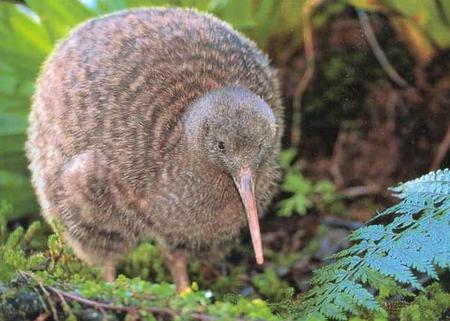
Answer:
[297,169,450,320]
[126,0,170,9]
[25,0,94,43]
[95,0,128,13]
[346,0,385,12]
[210,0,256,30]
[0,170,37,219]
[0,3,51,74]
[278,148,297,169]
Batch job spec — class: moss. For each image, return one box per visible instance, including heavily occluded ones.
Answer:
[0,219,284,321]
[400,283,450,321]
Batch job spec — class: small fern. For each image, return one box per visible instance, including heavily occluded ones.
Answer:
[297,169,450,321]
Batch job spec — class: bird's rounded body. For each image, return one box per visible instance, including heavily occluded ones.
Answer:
[27,8,283,285]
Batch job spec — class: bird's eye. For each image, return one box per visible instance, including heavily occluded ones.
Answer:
[217,141,225,151]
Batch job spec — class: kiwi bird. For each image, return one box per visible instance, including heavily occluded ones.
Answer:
[26,8,284,292]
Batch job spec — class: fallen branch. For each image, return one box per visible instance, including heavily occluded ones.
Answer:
[18,271,244,321]
[356,9,410,88]
[340,185,383,198]
[26,272,60,321]
[47,287,226,321]
[46,286,178,318]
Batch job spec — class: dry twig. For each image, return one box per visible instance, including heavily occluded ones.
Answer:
[291,0,324,148]
[46,287,178,318]
[18,271,246,321]
[340,185,383,198]
[23,272,60,321]
[430,124,450,171]
[356,9,410,88]
[34,312,50,321]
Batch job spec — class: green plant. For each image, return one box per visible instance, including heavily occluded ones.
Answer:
[278,149,343,216]
[251,267,290,301]
[295,169,450,320]
[400,282,450,321]
[0,209,45,282]
[348,0,450,65]
[0,224,283,321]
[0,0,88,220]
[119,242,169,282]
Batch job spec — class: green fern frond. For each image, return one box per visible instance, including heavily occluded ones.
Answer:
[390,168,450,199]
[297,169,450,320]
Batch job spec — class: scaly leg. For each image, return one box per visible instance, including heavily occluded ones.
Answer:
[160,248,190,293]
[103,256,116,282]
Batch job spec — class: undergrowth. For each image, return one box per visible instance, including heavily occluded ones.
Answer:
[1,169,449,320]
[0,208,282,321]
[278,149,343,217]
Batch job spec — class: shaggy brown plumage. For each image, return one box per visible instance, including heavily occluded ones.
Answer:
[26,8,284,292]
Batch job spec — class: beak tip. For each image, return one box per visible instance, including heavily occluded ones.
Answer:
[256,256,264,265]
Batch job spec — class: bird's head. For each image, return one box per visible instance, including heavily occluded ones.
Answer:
[185,86,278,265]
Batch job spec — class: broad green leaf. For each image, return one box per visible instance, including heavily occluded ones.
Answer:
[0,170,37,219]
[0,140,27,158]
[0,3,51,75]
[442,0,450,22]
[253,0,278,45]
[96,0,128,13]
[126,0,174,8]
[0,115,27,136]
[25,0,94,43]
[211,0,256,30]
[0,156,28,178]
[385,0,450,47]
[347,0,386,12]
[278,148,297,169]
[178,0,211,11]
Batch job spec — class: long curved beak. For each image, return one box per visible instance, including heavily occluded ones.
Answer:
[234,167,264,265]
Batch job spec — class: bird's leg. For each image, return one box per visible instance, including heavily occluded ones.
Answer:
[102,256,116,282]
[66,233,118,282]
[160,247,190,293]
